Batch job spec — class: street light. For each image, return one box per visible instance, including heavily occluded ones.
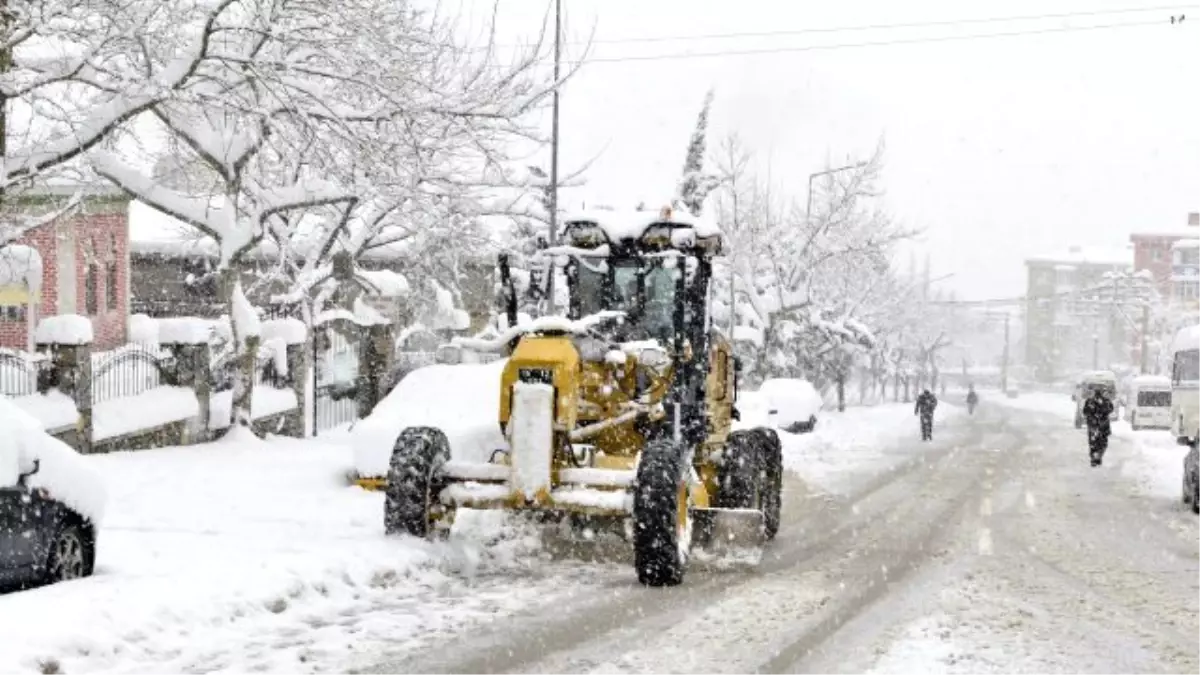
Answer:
[807,162,868,225]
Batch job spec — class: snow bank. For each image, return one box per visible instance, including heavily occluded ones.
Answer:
[128,314,159,347]
[0,397,105,522]
[34,314,93,345]
[758,399,965,495]
[9,391,79,431]
[209,387,299,429]
[1118,429,1191,503]
[357,268,410,297]
[0,243,43,292]
[0,435,548,674]
[93,387,200,441]
[352,359,507,477]
[353,296,389,326]
[261,317,307,345]
[157,317,218,345]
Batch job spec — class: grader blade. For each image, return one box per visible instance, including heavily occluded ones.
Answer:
[692,507,766,568]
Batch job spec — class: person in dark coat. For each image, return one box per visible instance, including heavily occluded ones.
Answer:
[1082,388,1115,466]
[966,385,979,415]
[915,389,938,441]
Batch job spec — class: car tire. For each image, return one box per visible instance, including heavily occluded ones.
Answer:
[45,521,92,583]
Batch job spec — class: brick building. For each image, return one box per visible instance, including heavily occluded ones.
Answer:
[0,185,132,351]
[1024,245,1132,382]
[1130,212,1200,301]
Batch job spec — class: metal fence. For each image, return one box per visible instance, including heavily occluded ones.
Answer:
[0,349,43,397]
[91,345,171,404]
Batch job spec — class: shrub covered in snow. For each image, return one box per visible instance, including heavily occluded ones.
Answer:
[351,359,507,477]
[0,397,106,522]
[261,317,307,346]
[157,317,217,345]
[34,314,94,345]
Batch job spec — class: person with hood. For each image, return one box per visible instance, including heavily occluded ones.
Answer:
[1082,387,1115,466]
[966,384,979,415]
[915,388,938,441]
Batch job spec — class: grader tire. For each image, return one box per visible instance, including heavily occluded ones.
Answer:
[384,427,450,538]
[718,430,760,510]
[755,428,784,540]
[633,439,690,587]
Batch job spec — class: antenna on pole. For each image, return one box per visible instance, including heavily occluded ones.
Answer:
[545,0,562,314]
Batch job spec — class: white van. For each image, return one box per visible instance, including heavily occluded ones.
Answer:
[1170,325,1199,445]
[1126,374,1172,430]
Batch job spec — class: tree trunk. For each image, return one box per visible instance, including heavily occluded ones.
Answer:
[836,375,846,412]
[223,269,257,435]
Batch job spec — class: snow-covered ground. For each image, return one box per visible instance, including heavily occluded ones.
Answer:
[0,433,553,674]
[768,398,966,495]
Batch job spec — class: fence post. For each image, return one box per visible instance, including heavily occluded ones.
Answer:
[357,323,394,420]
[285,341,308,437]
[34,326,94,454]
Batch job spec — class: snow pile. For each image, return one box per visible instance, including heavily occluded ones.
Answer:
[0,396,106,522]
[231,281,261,343]
[0,435,550,674]
[427,279,470,331]
[751,398,965,494]
[0,243,43,292]
[352,359,508,477]
[209,387,299,429]
[353,296,389,326]
[93,387,201,441]
[8,390,79,431]
[127,314,159,348]
[261,317,307,345]
[1118,429,1191,503]
[357,268,410,298]
[34,314,94,345]
[157,317,217,345]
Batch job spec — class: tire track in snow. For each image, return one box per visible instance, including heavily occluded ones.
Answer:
[368,413,1005,674]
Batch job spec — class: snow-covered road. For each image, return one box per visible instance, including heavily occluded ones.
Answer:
[2,402,1195,674]
[361,404,1199,674]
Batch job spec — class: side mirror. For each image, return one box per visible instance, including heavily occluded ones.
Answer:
[768,409,779,416]
[731,406,741,421]
[17,459,41,489]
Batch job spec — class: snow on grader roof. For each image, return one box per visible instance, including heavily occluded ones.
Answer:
[560,205,722,254]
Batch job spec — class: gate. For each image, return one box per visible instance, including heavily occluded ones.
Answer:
[312,326,359,434]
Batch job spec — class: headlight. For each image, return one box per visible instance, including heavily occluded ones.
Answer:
[638,346,669,368]
[575,336,608,362]
[518,367,554,385]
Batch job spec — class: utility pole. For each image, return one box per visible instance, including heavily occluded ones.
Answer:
[1092,333,1099,369]
[1139,303,1150,374]
[544,0,562,314]
[1001,313,1010,392]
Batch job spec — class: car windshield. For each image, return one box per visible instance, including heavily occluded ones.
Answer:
[572,259,679,341]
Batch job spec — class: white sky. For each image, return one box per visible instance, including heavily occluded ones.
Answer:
[460,0,1200,301]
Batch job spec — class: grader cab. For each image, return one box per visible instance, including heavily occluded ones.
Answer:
[383,206,783,586]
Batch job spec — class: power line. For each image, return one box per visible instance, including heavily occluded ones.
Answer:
[573,4,1195,47]
[568,18,1187,65]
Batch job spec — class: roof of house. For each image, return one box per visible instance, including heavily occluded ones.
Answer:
[1026,245,1132,268]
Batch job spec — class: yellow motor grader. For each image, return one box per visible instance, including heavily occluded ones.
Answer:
[383,206,783,586]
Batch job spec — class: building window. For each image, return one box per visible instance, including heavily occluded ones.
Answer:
[85,264,99,314]
[1,304,26,322]
[1152,248,1163,262]
[106,261,118,310]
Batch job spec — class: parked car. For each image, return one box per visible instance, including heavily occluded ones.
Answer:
[1126,374,1172,430]
[758,378,822,434]
[1183,442,1199,515]
[0,397,105,590]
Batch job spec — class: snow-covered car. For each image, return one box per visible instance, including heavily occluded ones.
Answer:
[758,378,822,434]
[1183,442,1199,515]
[0,397,105,589]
